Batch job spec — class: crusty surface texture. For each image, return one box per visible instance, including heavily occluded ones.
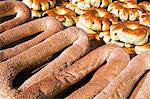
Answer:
[94,51,150,99]
[17,44,121,99]
[67,47,130,99]
[0,1,31,33]
[130,72,148,99]
[0,16,64,62]
[135,72,150,99]
[0,27,89,98]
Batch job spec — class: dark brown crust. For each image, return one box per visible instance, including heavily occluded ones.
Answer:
[0,17,64,62]
[0,1,31,33]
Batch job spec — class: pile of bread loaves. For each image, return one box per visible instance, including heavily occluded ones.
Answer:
[0,0,150,99]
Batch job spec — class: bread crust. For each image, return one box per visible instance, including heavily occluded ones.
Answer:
[0,1,31,33]
[110,21,149,46]
[0,17,64,61]
[94,51,150,99]
[0,27,89,98]
[17,44,123,98]
[67,47,130,99]
[43,6,77,27]
[76,7,118,35]
[107,1,142,21]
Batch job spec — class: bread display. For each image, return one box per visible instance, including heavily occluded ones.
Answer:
[0,0,150,98]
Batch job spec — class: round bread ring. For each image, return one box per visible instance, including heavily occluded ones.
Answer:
[135,42,150,54]
[110,21,149,46]
[94,51,150,99]
[139,12,150,27]
[0,27,89,98]
[67,46,130,99]
[43,6,77,27]
[107,1,143,21]
[16,44,128,98]
[72,0,112,8]
[76,7,118,35]
[0,1,31,33]
[0,17,64,62]
[22,0,56,11]
[118,0,137,3]
[139,1,150,12]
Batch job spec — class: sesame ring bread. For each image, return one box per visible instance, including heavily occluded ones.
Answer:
[67,45,130,99]
[0,1,31,33]
[110,21,149,47]
[76,7,118,36]
[94,51,150,99]
[0,27,89,98]
[107,1,143,21]
[139,1,150,12]
[43,6,77,27]
[139,12,150,27]
[0,17,64,61]
[17,44,127,98]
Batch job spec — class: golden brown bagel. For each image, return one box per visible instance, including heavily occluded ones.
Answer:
[22,0,56,11]
[139,12,150,27]
[0,27,89,98]
[0,17,64,61]
[110,21,149,46]
[72,0,112,8]
[118,0,137,3]
[67,47,130,99]
[43,6,77,27]
[139,1,150,12]
[107,1,143,21]
[0,1,31,33]
[94,51,150,99]
[76,7,118,36]
[135,42,150,54]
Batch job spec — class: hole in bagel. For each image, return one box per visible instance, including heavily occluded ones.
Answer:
[0,14,16,23]
[2,32,42,50]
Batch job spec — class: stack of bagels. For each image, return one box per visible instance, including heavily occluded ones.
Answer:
[0,0,150,99]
